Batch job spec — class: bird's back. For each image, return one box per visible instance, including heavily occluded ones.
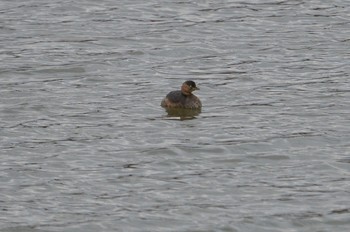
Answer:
[161,90,201,109]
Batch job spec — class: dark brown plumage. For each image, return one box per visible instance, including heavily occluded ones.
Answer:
[161,81,202,109]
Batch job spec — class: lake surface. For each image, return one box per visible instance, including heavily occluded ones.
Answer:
[1,0,349,231]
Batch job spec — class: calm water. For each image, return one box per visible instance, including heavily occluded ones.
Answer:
[1,0,350,231]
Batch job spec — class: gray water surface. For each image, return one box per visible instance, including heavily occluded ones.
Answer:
[1,0,350,231]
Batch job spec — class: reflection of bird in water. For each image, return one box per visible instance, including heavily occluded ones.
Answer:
[164,107,201,120]
[161,80,202,109]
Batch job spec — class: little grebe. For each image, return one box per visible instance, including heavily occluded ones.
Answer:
[161,80,202,109]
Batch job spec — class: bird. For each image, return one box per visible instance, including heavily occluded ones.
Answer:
[161,80,202,109]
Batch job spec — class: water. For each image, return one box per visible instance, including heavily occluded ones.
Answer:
[1,0,349,231]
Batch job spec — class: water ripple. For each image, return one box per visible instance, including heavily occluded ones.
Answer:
[1,0,350,231]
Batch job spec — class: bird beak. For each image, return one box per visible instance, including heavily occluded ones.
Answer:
[194,87,200,90]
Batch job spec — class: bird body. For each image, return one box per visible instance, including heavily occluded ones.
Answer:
[161,81,202,109]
